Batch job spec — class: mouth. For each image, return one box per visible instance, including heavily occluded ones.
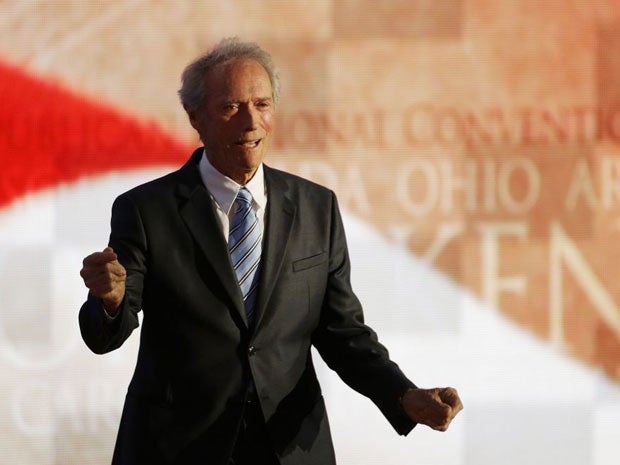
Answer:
[235,138,262,149]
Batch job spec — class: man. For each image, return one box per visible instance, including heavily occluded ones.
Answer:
[79,38,462,465]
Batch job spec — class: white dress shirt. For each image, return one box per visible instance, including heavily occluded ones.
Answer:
[197,149,267,243]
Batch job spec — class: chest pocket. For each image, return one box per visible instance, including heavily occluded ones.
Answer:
[292,252,327,272]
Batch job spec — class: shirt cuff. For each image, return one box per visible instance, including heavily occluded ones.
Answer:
[102,303,119,320]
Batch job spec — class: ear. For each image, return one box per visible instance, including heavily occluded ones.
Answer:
[185,108,206,144]
[185,106,200,131]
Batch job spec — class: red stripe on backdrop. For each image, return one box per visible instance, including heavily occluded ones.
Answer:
[0,59,192,207]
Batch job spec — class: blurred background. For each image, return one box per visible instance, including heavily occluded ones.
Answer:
[1,1,619,464]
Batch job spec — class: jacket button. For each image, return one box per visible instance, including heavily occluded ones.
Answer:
[248,345,257,356]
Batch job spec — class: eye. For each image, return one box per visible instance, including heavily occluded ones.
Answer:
[256,100,272,110]
[222,103,239,112]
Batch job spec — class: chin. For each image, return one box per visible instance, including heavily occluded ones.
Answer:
[239,154,264,170]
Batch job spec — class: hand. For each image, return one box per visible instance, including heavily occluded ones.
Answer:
[80,247,126,316]
[401,387,463,432]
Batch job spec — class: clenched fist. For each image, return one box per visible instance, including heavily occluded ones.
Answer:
[401,387,463,431]
[80,247,126,316]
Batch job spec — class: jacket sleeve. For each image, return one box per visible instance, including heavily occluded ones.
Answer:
[311,191,417,436]
[79,193,147,354]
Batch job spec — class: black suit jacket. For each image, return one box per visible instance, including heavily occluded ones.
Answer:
[79,148,416,464]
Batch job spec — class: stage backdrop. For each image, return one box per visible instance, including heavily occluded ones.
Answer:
[1,1,619,464]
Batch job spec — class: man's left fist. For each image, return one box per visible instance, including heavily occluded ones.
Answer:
[401,387,463,431]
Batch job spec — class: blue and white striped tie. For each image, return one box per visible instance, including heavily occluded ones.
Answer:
[228,187,261,325]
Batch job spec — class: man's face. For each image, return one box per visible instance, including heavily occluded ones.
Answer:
[189,58,275,185]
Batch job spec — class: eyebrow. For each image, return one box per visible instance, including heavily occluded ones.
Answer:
[220,96,273,105]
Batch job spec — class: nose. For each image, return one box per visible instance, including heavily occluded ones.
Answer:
[239,104,260,131]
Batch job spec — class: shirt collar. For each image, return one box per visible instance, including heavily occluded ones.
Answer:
[198,149,266,215]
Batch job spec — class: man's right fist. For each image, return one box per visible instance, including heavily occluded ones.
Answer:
[80,247,126,316]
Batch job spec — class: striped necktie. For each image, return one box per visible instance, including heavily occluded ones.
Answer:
[228,187,262,325]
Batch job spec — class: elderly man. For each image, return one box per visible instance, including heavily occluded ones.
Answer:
[79,38,462,465]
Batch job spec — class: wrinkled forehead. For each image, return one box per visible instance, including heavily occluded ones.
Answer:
[204,58,273,102]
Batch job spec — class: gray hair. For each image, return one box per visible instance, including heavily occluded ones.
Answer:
[178,37,281,113]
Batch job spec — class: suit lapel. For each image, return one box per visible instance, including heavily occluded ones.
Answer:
[176,149,246,325]
[253,166,297,330]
